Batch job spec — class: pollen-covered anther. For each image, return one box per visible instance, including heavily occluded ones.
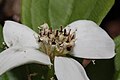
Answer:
[37,23,76,57]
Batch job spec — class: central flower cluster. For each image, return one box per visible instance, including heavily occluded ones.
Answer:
[37,23,76,59]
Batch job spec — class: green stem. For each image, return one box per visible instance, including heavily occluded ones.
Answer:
[46,62,55,80]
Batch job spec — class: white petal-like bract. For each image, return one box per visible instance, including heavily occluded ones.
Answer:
[3,21,39,48]
[65,20,115,59]
[54,57,89,80]
[0,47,51,75]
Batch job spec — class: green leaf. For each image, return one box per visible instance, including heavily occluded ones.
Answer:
[114,36,120,72]
[114,70,120,80]
[31,0,49,31]
[114,36,120,71]
[21,0,114,30]
[112,36,120,80]
[69,0,114,25]
[49,0,74,28]
[21,0,32,28]
[0,25,3,52]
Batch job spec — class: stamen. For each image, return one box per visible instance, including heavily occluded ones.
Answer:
[47,32,50,38]
[60,26,63,33]
[71,34,75,40]
[64,29,67,36]
[38,38,41,42]
[70,32,75,40]
[66,37,69,43]
[52,39,56,45]
[38,23,76,58]
[49,27,52,34]
[59,34,64,41]
[66,46,72,51]
[43,29,46,35]
[68,29,71,36]
[55,30,58,37]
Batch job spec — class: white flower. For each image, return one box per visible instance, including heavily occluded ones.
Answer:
[0,20,115,80]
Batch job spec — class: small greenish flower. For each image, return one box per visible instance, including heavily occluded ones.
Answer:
[0,20,115,80]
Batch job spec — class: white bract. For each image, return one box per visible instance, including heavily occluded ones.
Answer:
[0,20,115,80]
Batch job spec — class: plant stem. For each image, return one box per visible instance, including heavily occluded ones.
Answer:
[46,59,55,80]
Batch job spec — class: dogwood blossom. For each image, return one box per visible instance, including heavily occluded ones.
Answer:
[0,20,115,80]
